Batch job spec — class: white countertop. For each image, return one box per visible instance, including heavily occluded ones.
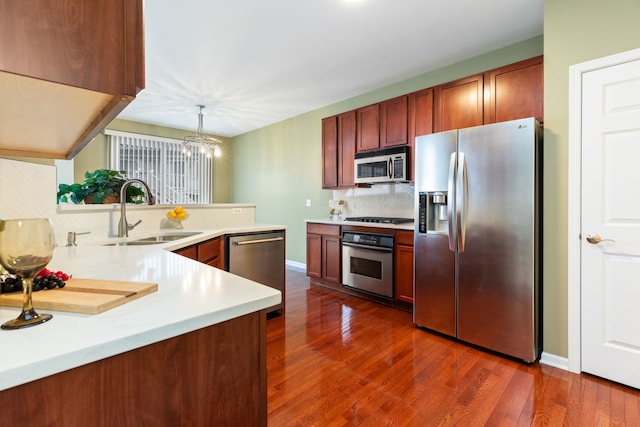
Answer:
[305,218,414,231]
[0,225,284,391]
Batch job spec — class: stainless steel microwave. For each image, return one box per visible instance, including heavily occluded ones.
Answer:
[354,146,409,184]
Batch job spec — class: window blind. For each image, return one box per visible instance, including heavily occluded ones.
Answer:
[107,130,212,204]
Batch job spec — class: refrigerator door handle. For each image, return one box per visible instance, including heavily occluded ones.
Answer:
[457,152,468,252]
[447,152,457,251]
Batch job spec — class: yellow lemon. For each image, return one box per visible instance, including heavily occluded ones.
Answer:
[167,210,177,219]
[176,212,188,220]
[174,206,184,214]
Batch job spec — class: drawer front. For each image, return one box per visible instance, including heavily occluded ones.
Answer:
[198,238,220,262]
[307,222,341,236]
[395,230,414,246]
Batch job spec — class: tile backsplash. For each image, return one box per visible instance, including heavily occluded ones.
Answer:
[333,183,414,219]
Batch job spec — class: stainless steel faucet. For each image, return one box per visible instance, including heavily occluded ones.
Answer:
[117,179,156,238]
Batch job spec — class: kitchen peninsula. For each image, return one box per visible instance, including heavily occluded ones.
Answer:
[0,226,282,426]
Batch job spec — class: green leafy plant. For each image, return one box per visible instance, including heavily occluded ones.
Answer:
[57,169,146,204]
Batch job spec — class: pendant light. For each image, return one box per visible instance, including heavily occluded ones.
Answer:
[182,105,222,158]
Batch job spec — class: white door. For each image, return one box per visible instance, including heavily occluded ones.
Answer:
[581,56,640,389]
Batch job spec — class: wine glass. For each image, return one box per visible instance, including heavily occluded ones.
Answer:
[0,218,56,330]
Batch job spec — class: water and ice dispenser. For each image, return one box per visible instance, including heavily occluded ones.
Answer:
[418,191,448,234]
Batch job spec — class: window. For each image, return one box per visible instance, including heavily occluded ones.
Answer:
[108,130,212,204]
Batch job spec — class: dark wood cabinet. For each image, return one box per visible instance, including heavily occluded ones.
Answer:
[408,88,434,182]
[0,0,145,159]
[174,236,222,268]
[434,74,484,132]
[484,55,543,125]
[357,103,381,152]
[380,95,409,148]
[322,116,338,188]
[320,56,542,189]
[322,111,356,189]
[0,311,267,426]
[433,57,544,133]
[394,231,414,304]
[306,223,341,283]
[338,111,357,187]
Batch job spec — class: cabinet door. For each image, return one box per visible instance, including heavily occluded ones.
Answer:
[395,244,414,303]
[0,0,143,96]
[322,235,342,283]
[174,245,197,260]
[357,104,380,152]
[307,233,322,278]
[322,116,338,189]
[380,95,408,148]
[484,56,543,125]
[337,111,356,187]
[434,74,484,132]
[408,88,433,182]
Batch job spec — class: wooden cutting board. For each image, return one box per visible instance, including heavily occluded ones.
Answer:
[0,278,158,314]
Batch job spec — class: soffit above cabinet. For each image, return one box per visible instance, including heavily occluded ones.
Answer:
[0,72,123,159]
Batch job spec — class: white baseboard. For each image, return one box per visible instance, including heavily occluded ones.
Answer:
[286,260,306,272]
[539,352,569,370]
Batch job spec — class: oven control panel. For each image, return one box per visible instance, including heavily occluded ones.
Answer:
[342,231,394,249]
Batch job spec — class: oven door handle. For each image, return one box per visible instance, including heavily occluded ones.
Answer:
[342,242,393,252]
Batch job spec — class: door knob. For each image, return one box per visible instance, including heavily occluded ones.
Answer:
[586,234,615,244]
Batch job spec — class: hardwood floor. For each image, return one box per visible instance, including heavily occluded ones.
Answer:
[266,268,640,426]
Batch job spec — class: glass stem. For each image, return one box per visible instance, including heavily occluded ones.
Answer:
[20,277,38,320]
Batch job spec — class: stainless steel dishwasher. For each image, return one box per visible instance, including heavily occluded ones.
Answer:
[225,230,285,314]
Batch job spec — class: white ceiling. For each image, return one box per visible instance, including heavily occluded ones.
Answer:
[116,0,543,138]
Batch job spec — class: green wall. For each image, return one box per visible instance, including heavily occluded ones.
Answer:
[542,0,640,357]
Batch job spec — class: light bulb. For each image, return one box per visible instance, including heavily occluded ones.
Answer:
[214,146,222,157]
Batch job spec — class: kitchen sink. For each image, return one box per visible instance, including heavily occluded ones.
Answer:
[133,232,203,242]
[104,231,203,246]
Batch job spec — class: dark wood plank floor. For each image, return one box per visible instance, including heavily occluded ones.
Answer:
[266,268,640,426]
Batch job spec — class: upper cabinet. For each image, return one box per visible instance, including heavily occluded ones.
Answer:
[434,74,484,133]
[380,95,409,148]
[433,56,544,133]
[322,111,356,189]
[0,0,144,159]
[320,56,542,189]
[484,55,543,125]
[356,104,380,152]
[321,116,338,188]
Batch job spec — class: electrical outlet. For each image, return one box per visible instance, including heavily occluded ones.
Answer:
[232,208,242,214]
[305,199,312,207]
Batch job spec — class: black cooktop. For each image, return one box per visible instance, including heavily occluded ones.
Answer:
[344,216,414,225]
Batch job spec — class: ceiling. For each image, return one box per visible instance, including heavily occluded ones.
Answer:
[116,0,543,138]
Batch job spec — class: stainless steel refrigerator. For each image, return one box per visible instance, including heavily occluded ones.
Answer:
[413,117,542,362]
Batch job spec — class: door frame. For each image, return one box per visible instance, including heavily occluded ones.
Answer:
[567,47,640,373]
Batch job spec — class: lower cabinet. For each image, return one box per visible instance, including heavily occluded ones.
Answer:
[306,223,341,283]
[394,231,414,304]
[0,311,267,426]
[307,223,415,307]
[173,236,222,268]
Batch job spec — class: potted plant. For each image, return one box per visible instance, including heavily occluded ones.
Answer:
[57,169,146,204]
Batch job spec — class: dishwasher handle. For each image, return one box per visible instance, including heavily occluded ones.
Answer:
[233,236,284,246]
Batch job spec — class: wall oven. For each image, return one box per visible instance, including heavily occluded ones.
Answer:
[342,231,394,299]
